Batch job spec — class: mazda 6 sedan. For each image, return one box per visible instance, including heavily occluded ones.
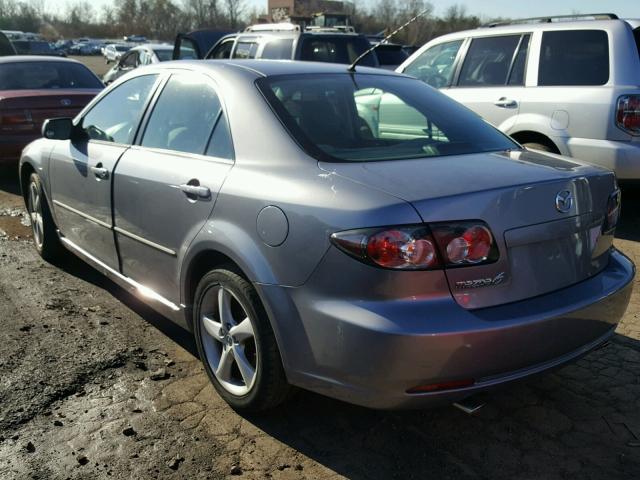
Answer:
[19,60,634,411]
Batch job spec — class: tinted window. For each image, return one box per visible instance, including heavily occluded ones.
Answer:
[458,35,521,87]
[177,38,197,59]
[0,61,103,90]
[261,38,294,59]
[539,30,609,86]
[376,45,409,66]
[508,34,530,85]
[209,39,234,59]
[141,74,221,155]
[635,28,640,57]
[121,52,138,68]
[403,40,463,88]
[300,36,377,67]
[82,74,157,144]
[233,42,259,59]
[206,112,234,160]
[258,74,516,163]
[153,49,173,62]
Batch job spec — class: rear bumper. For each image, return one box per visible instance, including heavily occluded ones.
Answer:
[0,133,39,163]
[260,249,635,409]
[555,136,640,180]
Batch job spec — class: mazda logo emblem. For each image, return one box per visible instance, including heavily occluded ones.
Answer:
[60,99,72,106]
[555,190,573,213]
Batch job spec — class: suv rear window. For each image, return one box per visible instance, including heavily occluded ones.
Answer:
[539,30,609,86]
[258,73,516,163]
[300,36,378,67]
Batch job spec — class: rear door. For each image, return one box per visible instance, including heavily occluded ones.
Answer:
[113,72,234,305]
[446,34,530,132]
[49,74,159,270]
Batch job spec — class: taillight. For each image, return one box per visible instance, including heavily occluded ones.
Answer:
[616,95,640,135]
[0,110,34,132]
[330,221,498,270]
[603,189,621,233]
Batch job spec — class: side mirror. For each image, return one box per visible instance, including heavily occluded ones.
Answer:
[42,117,73,140]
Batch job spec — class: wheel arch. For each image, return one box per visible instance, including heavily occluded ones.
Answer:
[510,130,561,154]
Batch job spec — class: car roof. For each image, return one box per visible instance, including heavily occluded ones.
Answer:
[432,19,631,42]
[134,43,172,50]
[0,55,83,64]
[162,59,399,78]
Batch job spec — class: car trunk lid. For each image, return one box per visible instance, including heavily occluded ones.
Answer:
[320,149,617,309]
[0,89,98,134]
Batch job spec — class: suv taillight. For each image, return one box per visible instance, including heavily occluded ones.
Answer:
[616,95,640,135]
[330,221,499,270]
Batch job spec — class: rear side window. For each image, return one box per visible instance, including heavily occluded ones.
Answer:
[233,42,259,59]
[539,30,609,86]
[403,40,463,88]
[261,39,294,59]
[508,34,530,85]
[141,74,221,155]
[458,35,521,87]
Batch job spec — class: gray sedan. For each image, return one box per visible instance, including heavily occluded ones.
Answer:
[19,60,634,411]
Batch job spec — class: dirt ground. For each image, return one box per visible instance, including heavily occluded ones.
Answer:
[0,161,639,480]
[71,55,112,78]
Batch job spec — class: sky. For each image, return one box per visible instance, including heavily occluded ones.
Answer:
[42,0,639,21]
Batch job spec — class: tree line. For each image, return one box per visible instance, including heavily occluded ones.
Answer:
[0,0,488,46]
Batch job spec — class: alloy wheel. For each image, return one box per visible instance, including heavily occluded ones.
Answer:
[28,181,44,248]
[200,285,258,396]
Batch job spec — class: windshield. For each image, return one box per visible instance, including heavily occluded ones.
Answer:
[258,73,517,162]
[153,49,173,61]
[0,62,102,90]
[300,36,378,67]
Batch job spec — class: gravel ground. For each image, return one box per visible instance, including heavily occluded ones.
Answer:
[0,164,639,480]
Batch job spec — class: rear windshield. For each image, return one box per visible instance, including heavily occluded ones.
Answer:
[300,36,378,67]
[0,61,102,90]
[375,45,409,66]
[539,30,609,86]
[257,73,516,163]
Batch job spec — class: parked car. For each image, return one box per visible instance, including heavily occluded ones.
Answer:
[11,40,66,57]
[0,56,102,164]
[174,23,379,67]
[173,29,232,60]
[20,60,633,412]
[103,43,131,63]
[102,44,173,84]
[124,35,147,43]
[68,42,94,56]
[397,13,640,180]
[0,31,16,56]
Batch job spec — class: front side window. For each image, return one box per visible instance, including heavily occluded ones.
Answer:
[209,39,234,59]
[458,35,521,87]
[121,52,138,68]
[261,38,294,60]
[141,74,221,155]
[177,38,197,59]
[403,40,463,88]
[233,42,259,59]
[153,49,173,62]
[258,74,516,163]
[81,74,157,144]
[539,30,609,86]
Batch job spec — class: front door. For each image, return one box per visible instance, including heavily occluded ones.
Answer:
[113,73,235,305]
[445,34,530,133]
[49,74,160,270]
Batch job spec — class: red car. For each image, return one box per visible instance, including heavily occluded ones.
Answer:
[0,56,103,164]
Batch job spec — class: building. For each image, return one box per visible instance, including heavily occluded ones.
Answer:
[268,0,352,26]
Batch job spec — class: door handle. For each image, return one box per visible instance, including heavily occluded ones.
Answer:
[91,165,109,180]
[179,183,211,199]
[494,97,518,109]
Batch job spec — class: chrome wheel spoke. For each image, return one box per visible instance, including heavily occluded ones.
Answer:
[215,346,234,382]
[232,344,256,386]
[202,315,224,341]
[218,287,234,327]
[229,318,253,342]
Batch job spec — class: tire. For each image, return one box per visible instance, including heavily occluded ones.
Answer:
[522,142,553,153]
[193,268,290,412]
[26,173,64,262]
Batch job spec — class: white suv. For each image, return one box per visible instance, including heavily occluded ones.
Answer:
[397,14,640,179]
